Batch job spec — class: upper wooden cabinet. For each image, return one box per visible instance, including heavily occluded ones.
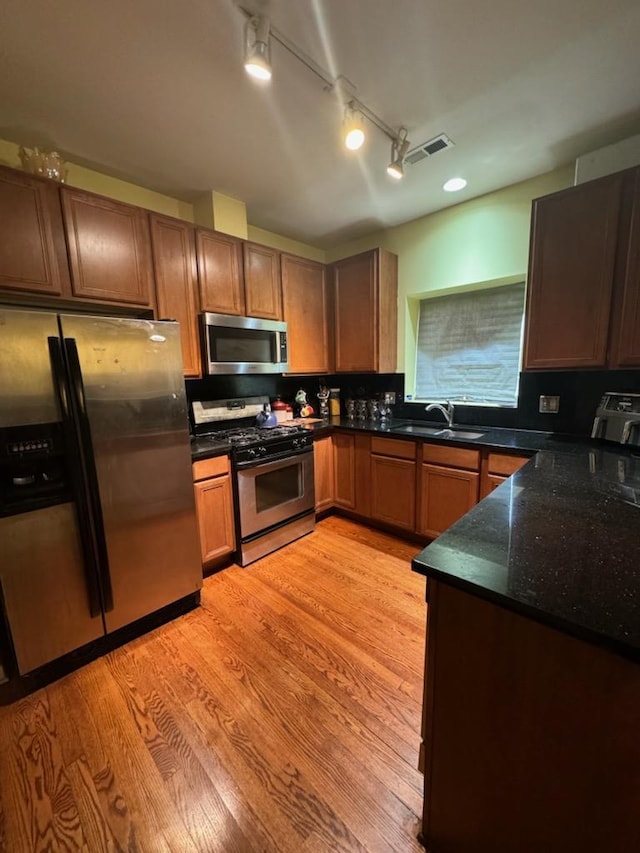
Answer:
[61,187,155,307]
[243,242,282,320]
[332,248,397,373]
[523,168,640,369]
[281,253,331,374]
[0,165,71,297]
[149,214,201,378]
[196,229,245,315]
[610,168,640,367]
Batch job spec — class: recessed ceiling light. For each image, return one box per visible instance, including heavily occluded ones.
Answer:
[443,177,467,192]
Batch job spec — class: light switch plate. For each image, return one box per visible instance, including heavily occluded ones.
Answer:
[539,395,560,413]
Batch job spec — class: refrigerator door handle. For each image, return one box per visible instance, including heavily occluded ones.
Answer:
[62,336,115,613]
[48,336,104,619]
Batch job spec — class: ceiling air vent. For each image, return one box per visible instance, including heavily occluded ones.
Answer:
[405,133,455,166]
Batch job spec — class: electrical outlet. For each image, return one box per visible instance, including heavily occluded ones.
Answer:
[539,395,560,413]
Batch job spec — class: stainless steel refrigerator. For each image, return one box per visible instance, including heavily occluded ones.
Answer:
[0,308,202,680]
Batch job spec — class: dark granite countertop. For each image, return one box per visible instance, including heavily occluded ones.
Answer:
[412,444,640,662]
[190,415,639,660]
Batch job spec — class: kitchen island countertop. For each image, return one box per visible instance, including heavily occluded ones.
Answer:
[412,443,640,662]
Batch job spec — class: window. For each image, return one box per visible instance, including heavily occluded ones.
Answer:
[415,282,526,406]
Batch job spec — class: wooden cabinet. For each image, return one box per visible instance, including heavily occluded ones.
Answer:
[333,431,356,510]
[333,248,397,373]
[192,456,236,567]
[479,451,531,499]
[420,579,640,852]
[419,444,479,539]
[314,435,334,512]
[610,168,640,367]
[524,168,640,369]
[196,229,244,315]
[243,242,282,320]
[281,253,331,373]
[150,214,201,377]
[61,187,155,307]
[0,165,71,298]
[370,437,417,531]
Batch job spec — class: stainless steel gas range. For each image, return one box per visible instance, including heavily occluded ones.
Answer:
[192,396,315,566]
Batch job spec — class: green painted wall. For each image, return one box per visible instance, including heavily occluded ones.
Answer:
[326,165,574,387]
[0,138,324,260]
[0,139,195,221]
[247,226,325,263]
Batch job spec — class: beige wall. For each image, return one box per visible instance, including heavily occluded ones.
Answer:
[0,139,195,221]
[326,165,574,387]
[0,138,325,260]
[1,137,575,375]
[247,226,326,263]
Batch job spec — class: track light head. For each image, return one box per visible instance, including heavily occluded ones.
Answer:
[387,129,410,179]
[244,15,272,81]
[343,102,365,151]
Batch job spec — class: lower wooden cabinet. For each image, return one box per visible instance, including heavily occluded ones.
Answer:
[370,437,417,531]
[419,445,480,539]
[314,435,334,512]
[316,433,531,540]
[333,431,356,510]
[480,452,531,499]
[192,456,235,567]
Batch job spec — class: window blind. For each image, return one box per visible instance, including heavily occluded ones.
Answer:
[415,282,525,405]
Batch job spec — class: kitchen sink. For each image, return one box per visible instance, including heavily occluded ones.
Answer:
[433,428,485,440]
[393,424,485,440]
[393,424,446,436]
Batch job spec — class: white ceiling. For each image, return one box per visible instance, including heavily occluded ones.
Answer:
[1,0,639,248]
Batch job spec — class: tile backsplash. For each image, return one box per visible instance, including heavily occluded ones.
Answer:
[186,369,640,437]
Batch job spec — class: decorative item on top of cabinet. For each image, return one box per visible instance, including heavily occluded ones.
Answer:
[243,242,282,320]
[419,444,480,539]
[149,214,201,378]
[61,187,155,307]
[370,437,417,532]
[314,435,334,512]
[281,252,332,374]
[192,456,236,568]
[479,451,531,499]
[0,164,71,297]
[196,228,244,316]
[332,248,397,373]
[523,169,634,370]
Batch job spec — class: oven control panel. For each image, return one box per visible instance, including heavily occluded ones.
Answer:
[234,433,312,466]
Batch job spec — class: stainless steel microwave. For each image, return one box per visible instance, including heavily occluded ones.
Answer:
[200,313,289,374]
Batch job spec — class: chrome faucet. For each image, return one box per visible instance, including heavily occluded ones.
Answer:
[425,400,455,428]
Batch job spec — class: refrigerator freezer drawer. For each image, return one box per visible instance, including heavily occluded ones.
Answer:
[0,502,104,674]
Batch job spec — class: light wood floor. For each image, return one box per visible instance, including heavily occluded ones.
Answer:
[0,516,427,852]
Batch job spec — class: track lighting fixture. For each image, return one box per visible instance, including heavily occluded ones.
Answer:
[343,102,365,151]
[387,129,410,180]
[237,8,417,178]
[244,15,272,81]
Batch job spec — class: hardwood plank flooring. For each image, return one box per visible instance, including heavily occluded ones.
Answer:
[0,516,427,852]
